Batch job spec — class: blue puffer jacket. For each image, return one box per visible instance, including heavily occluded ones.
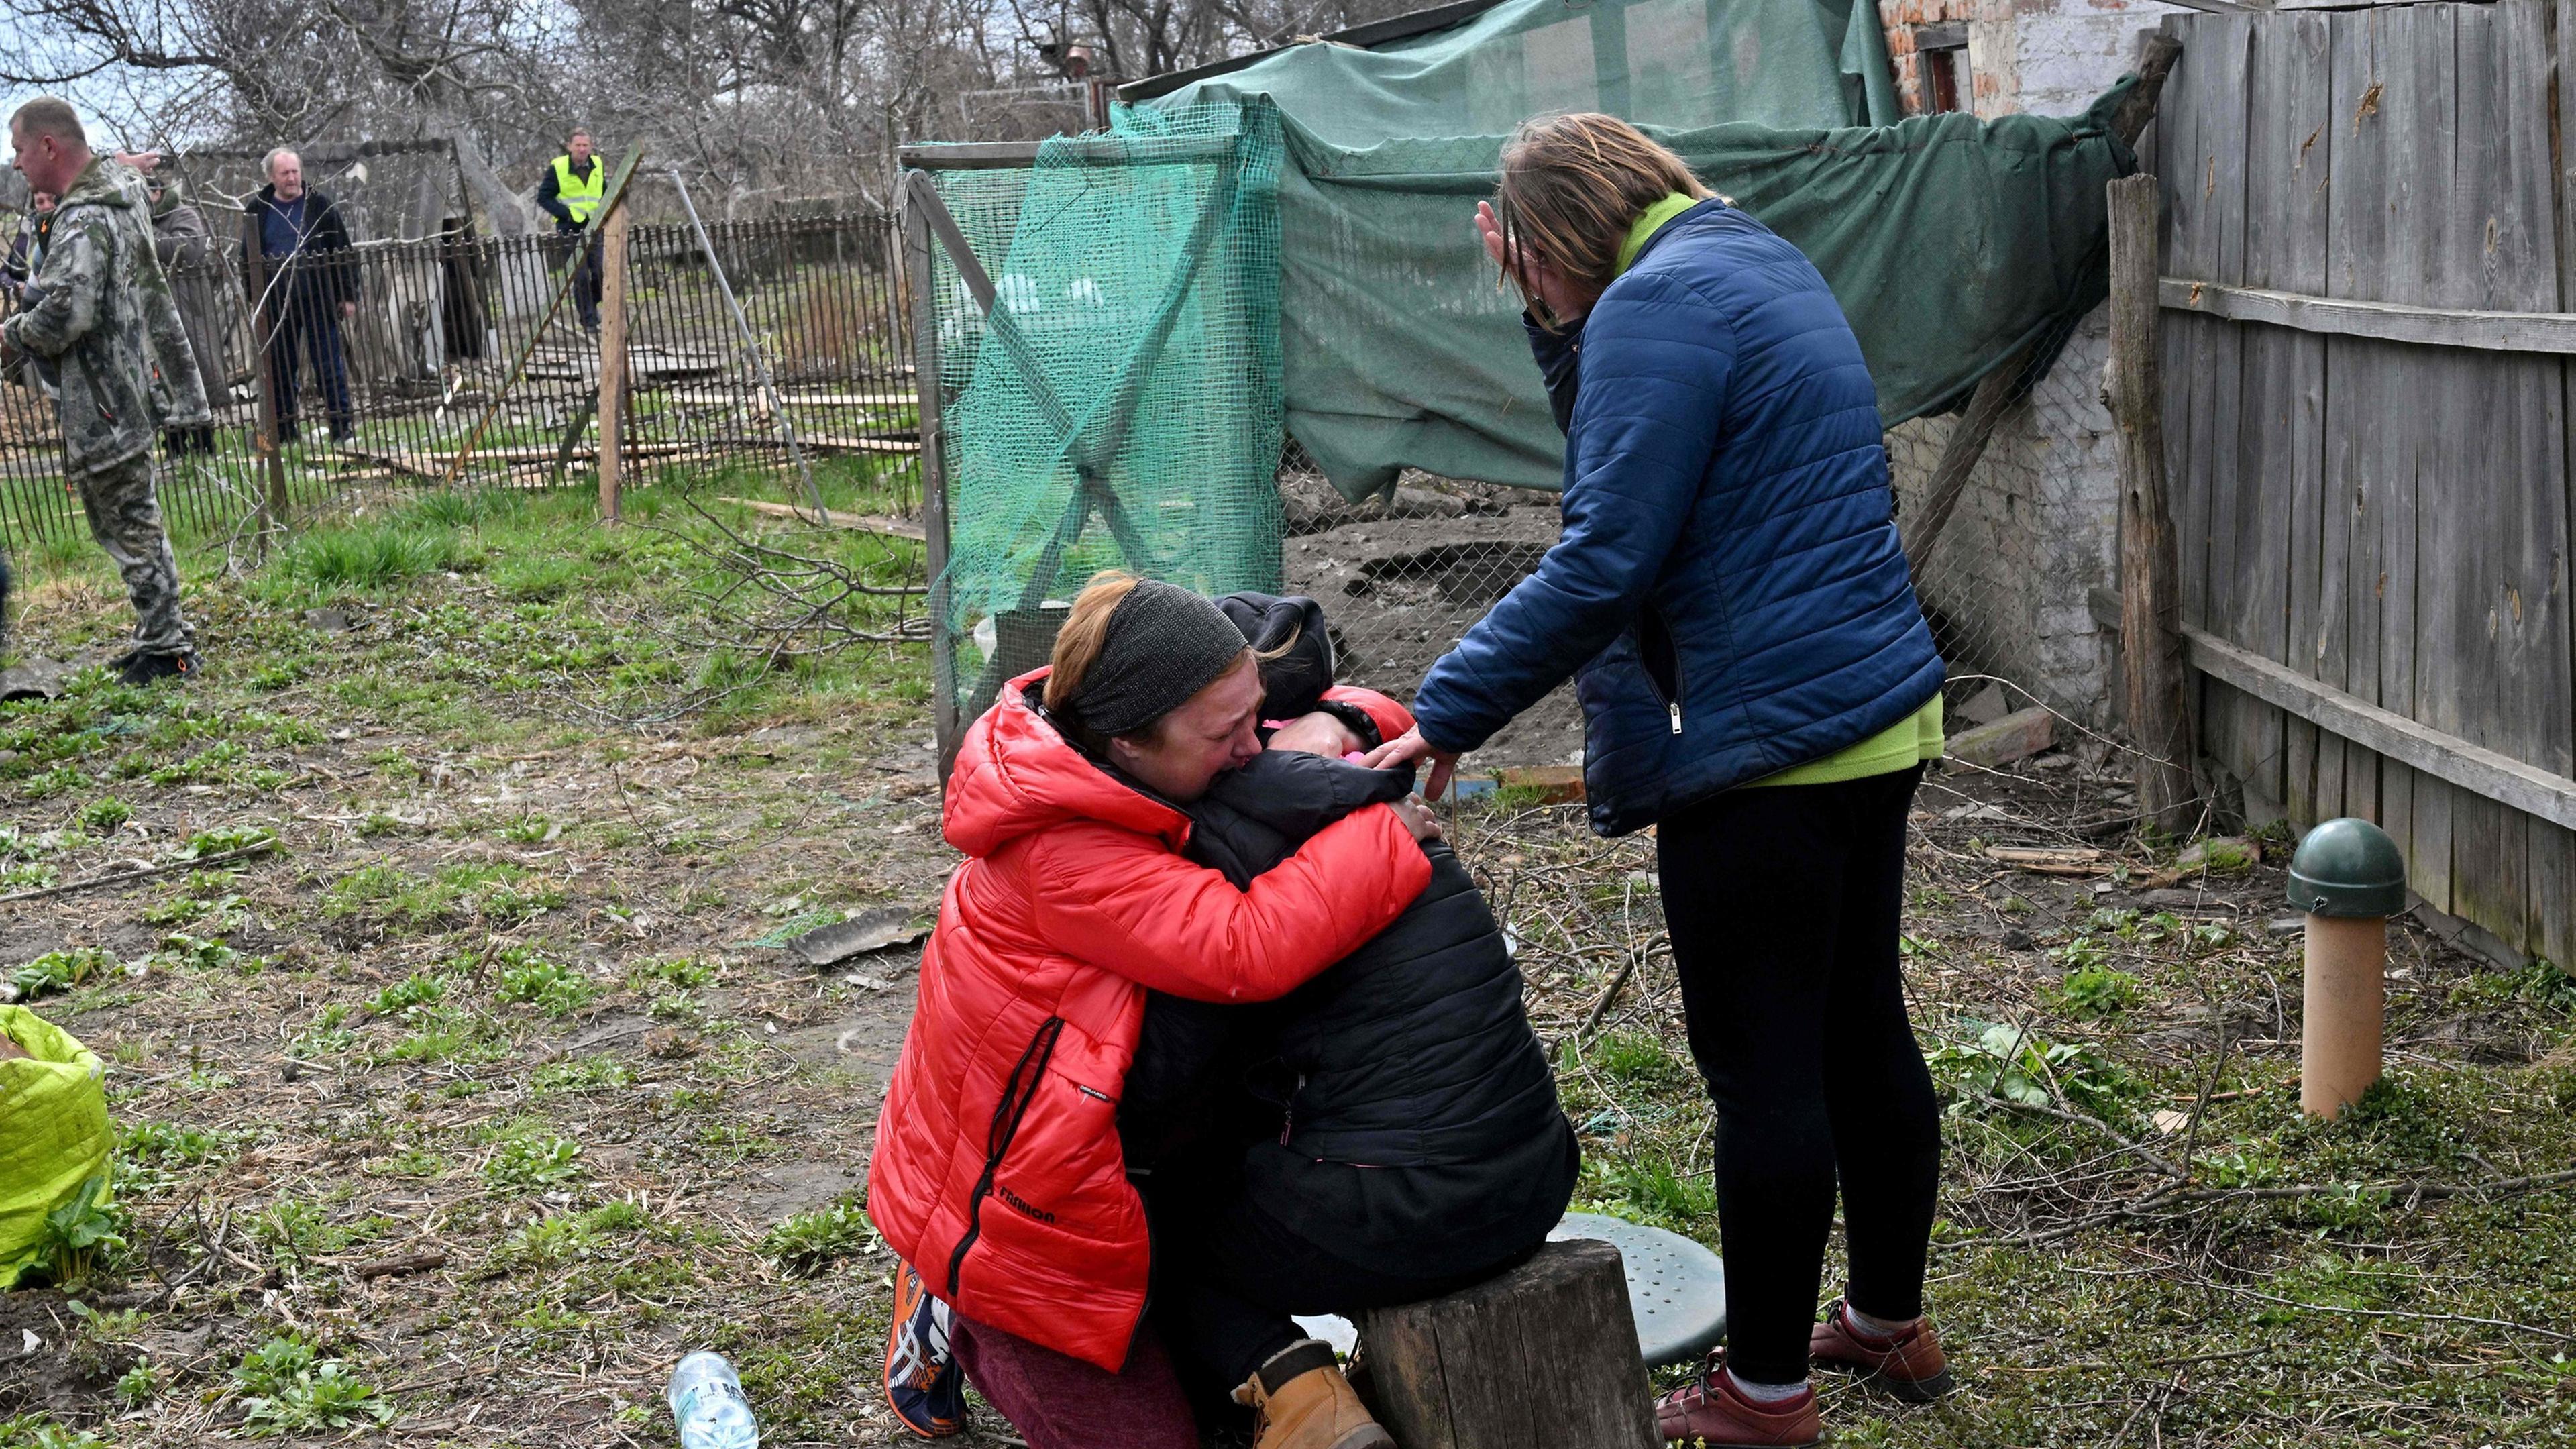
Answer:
[1411,199,1943,836]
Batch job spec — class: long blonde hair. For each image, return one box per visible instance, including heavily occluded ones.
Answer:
[1493,113,1713,321]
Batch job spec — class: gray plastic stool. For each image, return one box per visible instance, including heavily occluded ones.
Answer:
[1293,1211,1726,1368]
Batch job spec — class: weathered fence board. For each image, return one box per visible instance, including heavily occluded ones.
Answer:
[2159,0,2576,965]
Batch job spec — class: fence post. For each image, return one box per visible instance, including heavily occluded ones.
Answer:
[597,201,632,523]
[2102,172,2198,833]
[902,172,961,783]
[237,212,288,555]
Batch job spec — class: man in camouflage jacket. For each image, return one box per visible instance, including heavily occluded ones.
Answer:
[3,97,209,681]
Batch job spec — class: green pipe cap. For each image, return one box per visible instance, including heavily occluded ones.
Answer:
[2288,817,2407,918]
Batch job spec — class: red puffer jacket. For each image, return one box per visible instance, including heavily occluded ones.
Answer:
[868,669,1432,1371]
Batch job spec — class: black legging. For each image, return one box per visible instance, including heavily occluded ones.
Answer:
[1656,763,1941,1385]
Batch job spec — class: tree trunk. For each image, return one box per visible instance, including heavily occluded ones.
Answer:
[1355,1240,1659,1449]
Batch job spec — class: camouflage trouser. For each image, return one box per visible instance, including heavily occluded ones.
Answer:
[76,450,193,656]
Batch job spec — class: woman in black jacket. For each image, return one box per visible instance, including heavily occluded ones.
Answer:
[1122,596,1578,1449]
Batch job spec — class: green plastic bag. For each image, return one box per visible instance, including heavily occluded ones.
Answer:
[0,1005,112,1287]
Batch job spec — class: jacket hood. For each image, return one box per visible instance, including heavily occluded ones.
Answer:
[61,157,142,212]
[943,667,1191,859]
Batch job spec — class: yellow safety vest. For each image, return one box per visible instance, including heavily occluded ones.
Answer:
[551,155,604,225]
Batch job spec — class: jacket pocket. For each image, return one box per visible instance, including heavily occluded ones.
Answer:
[943,1015,1064,1298]
[1636,605,1683,735]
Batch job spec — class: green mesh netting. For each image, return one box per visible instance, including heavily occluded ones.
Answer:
[1148,0,2135,499]
[926,101,1287,724]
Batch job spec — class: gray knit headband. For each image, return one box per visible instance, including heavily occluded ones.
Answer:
[1063,580,1250,738]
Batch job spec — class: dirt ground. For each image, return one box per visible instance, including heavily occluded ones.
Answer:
[2,478,2573,1448]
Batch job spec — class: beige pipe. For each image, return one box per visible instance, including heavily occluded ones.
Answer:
[2301,914,2387,1118]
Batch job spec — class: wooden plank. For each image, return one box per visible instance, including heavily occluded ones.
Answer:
[715,496,928,540]
[2330,8,2392,828]
[2172,624,2576,832]
[2194,17,2259,814]
[2241,11,2332,827]
[2156,278,2576,352]
[2377,3,2447,908]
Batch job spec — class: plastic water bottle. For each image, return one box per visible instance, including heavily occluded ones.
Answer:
[667,1352,759,1449]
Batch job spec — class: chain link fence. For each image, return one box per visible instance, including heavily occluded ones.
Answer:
[1280,300,2121,769]
[1886,302,2119,735]
[0,212,920,559]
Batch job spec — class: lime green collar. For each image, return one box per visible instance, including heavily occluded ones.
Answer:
[1617,193,1703,275]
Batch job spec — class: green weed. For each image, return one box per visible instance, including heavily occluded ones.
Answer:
[483,1135,583,1193]
[761,1199,874,1275]
[37,1175,127,1285]
[231,1334,392,1435]
[494,949,600,1018]
[9,947,115,1002]
[74,796,129,832]
[2055,965,2141,1018]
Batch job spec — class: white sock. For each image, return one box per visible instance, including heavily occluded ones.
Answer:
[1727,1368,1808,1405]
[1846,1305,1919,1340]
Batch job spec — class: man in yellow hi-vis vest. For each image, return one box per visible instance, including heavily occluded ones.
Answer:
[535,127,604,331]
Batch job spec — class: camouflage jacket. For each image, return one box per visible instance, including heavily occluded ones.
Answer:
[1,156,211,475]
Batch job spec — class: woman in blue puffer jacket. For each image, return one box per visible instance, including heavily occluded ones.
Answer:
[1366,114,1953,1449]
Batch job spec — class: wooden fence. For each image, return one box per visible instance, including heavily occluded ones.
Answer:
[2154,0,2576,966]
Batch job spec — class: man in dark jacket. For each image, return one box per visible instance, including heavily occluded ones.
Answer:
[244,148,357,443]
[1125,594,1580,1425]
[534,128,604,332]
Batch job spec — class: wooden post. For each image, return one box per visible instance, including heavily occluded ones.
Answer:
[596,202,631,523]
[903,172,961,784]
[238,213,289,555]
[1355,1240,1659,1449]
[2102,172,2198,833]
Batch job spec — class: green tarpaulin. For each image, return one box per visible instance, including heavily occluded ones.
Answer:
[1150,0,2137,497]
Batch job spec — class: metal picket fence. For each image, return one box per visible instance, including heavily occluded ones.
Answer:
[0,213,919,557]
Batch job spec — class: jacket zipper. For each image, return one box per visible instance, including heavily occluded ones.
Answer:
[942,1015,1065,1299]
[1637,606,1684,735]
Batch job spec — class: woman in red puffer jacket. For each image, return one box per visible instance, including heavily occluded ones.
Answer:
[868,572,1438,1448]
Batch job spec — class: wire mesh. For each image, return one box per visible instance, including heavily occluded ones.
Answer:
[924,101,1288,729]
[0,211,921,564]
[1283,298,2120,771]
[1886,301,2118,733]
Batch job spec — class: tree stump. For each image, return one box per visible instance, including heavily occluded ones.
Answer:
[1356,1238,1659,1449]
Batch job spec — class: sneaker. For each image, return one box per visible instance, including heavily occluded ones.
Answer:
[883,1260,965,1438]
[115,650,196,687]
[1654,1352,1821,1448]
[1809,1299,1955,1403]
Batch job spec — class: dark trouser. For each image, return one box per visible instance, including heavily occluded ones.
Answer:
[1656,763,1941,1386]
[551,228,603,327]
[949,1311,1198,1449]
[266,285,352,437]
[1151,1173,1531,1395]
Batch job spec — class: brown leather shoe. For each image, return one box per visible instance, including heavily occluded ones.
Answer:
[1654,1353,1822,1448]
[1234,1340,1394,1449]
[1808,1299,1957,1403]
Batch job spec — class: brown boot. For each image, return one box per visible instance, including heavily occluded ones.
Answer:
[1233,1340,1394,1449]
[1808,1299,1956,1403]
[1653,1352,1822,1448]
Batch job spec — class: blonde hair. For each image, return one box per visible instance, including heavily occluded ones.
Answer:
[1493,113,1713,321]
[1044,570,1144,715]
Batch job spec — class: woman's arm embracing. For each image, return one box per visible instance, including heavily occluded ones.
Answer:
[1025,806,1431,1004]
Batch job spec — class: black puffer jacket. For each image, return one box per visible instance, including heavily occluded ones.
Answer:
[1198,751,1568,1169]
